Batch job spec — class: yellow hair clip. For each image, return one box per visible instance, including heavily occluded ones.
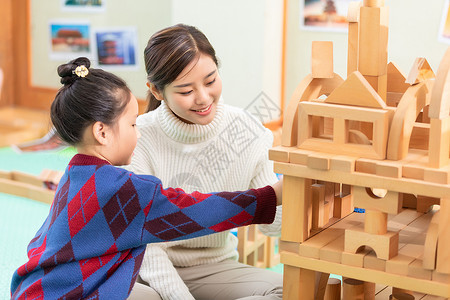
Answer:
[73,65,89,78]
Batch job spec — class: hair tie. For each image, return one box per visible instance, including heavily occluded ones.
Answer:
[73,65,89,78]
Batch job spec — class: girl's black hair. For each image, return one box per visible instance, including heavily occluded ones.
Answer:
[51,57,131,146]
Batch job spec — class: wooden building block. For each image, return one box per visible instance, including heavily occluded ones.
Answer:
[428,118,450,168]
[342,245,372,267]
[363,0,385,7]
[423,166,450,185]
[308,153,330,171]
[408,257,432,280]
[385,243,423,275]
[312,41,334,79]
[319,234,345,263]
[348,22,360,76]
[281,75,344,147]
[416,195,440,213]
[387,62,409,93]
[389,293,414,300]
[325,71,386,109]
[406,58,435,85]
[353,186,401,214]
[281,176,312,243]
[423,211,439,270]
[358,6,389,76]
[376,161,402,178]
[300,212,364,259]
[402,165,425,181]
[290,149,314,165]
[343,278,365,300]
[283,265,315,299]
[324,278,341,300]
[436,199,450,274]
[330,155,356,173]
[10,170,43,187]
[365,74,387,102]
[365,209,388,235]
[279,240,300,254]
[364,250,386,271]
[334,193,353,218]
[268,146,293,163]
[345,227,399,260]
[298,101,391,160]
[432,270,450,284]
[429,47,450,119]
[386,80,432,161]
[356,158,377,174]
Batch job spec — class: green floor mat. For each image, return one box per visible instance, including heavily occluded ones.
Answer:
[0,146,74,297]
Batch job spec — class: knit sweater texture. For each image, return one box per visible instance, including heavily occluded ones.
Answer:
[128,100,281,299]
[10,154,277,299]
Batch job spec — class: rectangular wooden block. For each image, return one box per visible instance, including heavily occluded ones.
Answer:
[358,6,389,76]
[376,161,402,178]
[330,155,356,173]
[312,41,334,78]
[268,146,292,163]
[307,154,330,171]
[355,158,377,174]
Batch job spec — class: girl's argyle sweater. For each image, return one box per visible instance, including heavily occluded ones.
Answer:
[10,154,276,299]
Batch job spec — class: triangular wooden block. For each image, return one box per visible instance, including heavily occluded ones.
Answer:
[387,62,409,93]
[325,71,386,108]
[406,57,435,85]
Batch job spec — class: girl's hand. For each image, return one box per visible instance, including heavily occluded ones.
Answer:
[272,177,283,206]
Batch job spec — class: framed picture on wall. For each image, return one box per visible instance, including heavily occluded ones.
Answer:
[439,0,450,44]
[61,0,106,13]
[49,20,92,61]
[300,0,350,32]
[93,27,139,70]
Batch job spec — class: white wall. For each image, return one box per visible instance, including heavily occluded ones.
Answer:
[285,0,450,108]
[31,0,172,99]
[30,0,283,111]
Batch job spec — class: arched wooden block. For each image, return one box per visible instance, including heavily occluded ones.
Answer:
[429,47,450,119]
[345,227,399,260]
[281,74,343,147]
[387,80,433,160]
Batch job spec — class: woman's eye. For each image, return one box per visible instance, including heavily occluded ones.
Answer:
[206,78,216,86]
[179,90,193,95]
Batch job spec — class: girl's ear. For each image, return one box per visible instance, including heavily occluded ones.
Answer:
[92,121,109,145]
[148,82,164,101]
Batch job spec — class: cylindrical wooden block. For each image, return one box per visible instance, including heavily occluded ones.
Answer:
[363,0,385,7]
[364,210,388,234]
[391,287,413,295]
[343,278,364,300]
[364,282,375,300]
[324,278,341,300]
[389,293,415,300]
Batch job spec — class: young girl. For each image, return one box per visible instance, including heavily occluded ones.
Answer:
[10,57,282,300]
[129,24,283,299]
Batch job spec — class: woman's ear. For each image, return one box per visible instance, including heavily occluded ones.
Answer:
[148,82,164,101]
[92,121,109,145]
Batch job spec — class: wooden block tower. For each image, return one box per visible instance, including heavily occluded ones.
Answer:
[271,0,450,298]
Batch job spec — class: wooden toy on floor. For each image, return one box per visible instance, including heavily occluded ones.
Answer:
[270,0,450,298]
[0,169,63,204]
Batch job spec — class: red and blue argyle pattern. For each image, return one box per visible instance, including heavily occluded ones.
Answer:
[11,154,276,299]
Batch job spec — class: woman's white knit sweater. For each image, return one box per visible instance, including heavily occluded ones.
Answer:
[129,100,281,300]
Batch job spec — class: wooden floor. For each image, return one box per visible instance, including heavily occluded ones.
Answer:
[0,106,51,148]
